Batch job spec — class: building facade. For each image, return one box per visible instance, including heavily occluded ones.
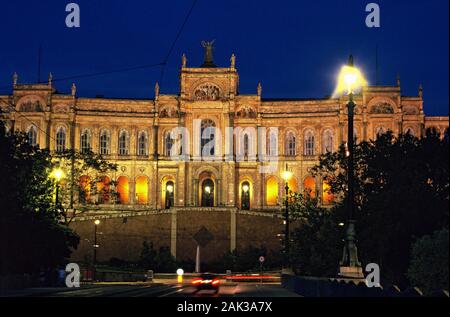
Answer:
[1,49,448,263]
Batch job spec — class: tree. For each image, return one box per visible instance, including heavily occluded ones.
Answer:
[407,229,449,295]
[53,149,118,224]
[0,120,79,276]
[310,132,448,285]
[138,242,177,272]
[289,192,345,276]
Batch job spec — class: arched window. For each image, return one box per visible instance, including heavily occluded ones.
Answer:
[322,180,334,205]
[266,129,278,156]
[164,131,174,156]
[241,181,250,210]
[80,129,91,153]
[165,181,174,209]
[27,125,38,147]
[201,179,215,207]
[99,129,110,155]
[303,176,316,198]
[243,134,249,158]
[118,130,129,156]
[137,131,148,156]
[285,132,296,156]
[426,127,440,138]
[304,130,315,156]
[135,176,148,204]
[404,127,415,137]
[322,129,333,154]
[55,126,66,152]
[97,176,110,204]
[117,176,129,204]
[201,119,216,157]
[266,177,278,206]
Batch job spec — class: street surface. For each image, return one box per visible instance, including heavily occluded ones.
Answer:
[1,281,300,297]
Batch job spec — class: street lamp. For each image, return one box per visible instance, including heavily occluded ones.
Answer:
[281,163,293,272]
[335,55,366,278]
[51,167,65,208]
[93,219,100,281]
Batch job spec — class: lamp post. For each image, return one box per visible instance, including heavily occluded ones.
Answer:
[281,163,293,271]
[336,55,365,278]
[52,167,64,209]
[93,219,100,281]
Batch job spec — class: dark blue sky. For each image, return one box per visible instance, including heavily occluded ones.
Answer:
[0,0,448,115]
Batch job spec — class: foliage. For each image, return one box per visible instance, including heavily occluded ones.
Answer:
[139,241,177,272]
[407,229,449,295]
[309,131,449,286]
[53,149,118,224]
[288,192,346,276]
[209,246,282,272]
[0,120,79,275]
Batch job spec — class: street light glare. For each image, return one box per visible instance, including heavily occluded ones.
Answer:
[94,219,100,225]
[167,184,174,193]
[281,170,293,182]
[333,64,367,97]
[242,184,249,193]
[52,168,65,181]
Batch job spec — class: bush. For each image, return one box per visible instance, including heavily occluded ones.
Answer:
[407,229,449,295]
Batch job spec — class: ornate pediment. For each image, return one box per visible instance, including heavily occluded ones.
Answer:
[370,102,394,114]
[194,84,221,101]
[236,106,257,118]
[53,104,70,113]
[18,97,43,112]
[403,106,419,115]
[159,106,179,118]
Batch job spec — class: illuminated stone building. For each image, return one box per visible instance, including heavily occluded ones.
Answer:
[1,48,448,263]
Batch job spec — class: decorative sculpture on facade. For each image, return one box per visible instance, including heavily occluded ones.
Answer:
[201,40,216,68]
[194,84,220,101]
[370,102,394,114]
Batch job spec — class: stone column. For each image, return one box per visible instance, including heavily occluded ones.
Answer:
[129,178,136,205]
[216,178,222,206]
[230,209,237,252]
[193,178,199,206]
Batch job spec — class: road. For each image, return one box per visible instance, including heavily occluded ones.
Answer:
[1,282,300,297]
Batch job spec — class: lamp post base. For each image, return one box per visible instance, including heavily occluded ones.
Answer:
[338,266,364,279]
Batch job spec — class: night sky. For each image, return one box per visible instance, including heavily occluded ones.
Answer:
[0,0,448,115]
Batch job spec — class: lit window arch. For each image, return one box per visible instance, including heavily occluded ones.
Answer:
[285,131,296,156]
[303,176,316,198]
[266,176,279,206]
[322,129,334,154]
[99,129,111,155]
[404,127,415,137]
[27,125,38,147]
[118,130,130,156]
[55,126,66,152]
[80,128,91,153]
[117,176,129,204]
[304,129,315,156]
[137,131,148,156]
